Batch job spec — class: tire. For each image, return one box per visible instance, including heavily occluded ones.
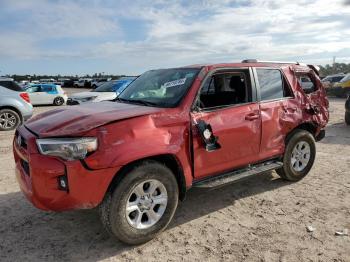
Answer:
[53,97,65,106]
[342,91,350,98]
[0,109,21,131]
[345,112,350,125]
[92,84,97,89]
[74,84,79,88]
[276,129,316,181]
[99,161,179,245]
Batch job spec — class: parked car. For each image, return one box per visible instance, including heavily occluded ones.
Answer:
[39,78,56,84]
[321,73,345,89]
[56,78,70,87]
[345,95,350,125]
[0,78,33,131]
[74,78,92,88]
[25,84,67,106]
[67,78,135,105]
[91,78,111,89]
[62,78,77,87]
[333,73,350,97]
[13,61,329,244]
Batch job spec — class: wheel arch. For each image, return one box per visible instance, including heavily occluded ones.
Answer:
[287,122,317,141]
[0,106,23,122]
[106,154,187,201]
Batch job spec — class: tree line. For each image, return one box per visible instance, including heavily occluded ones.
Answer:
[319,63,350,77]
[2,62,350,81]
[2,73,132,82]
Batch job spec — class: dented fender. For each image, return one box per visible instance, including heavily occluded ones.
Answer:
[83,111,194,187]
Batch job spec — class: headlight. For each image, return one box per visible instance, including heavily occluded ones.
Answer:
[36,137,98,161]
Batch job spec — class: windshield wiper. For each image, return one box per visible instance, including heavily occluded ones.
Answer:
[114,97,158,107]
[114,97,130,103]
[127,99,159,107]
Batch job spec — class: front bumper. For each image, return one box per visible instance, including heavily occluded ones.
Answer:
[13,126,120,211]
[66,98,80,105]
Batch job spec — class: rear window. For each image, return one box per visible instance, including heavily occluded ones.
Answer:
[256,69,284,101]
[0,81,23,91]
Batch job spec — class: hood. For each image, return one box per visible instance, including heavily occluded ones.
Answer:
[69,91,94,99]
[69,91,116,99]
[25,101,164,137]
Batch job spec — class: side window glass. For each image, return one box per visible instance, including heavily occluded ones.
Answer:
[256,69,284,101]
[31,85,41,92]
[198,71,250,109]
[297,75,316,94]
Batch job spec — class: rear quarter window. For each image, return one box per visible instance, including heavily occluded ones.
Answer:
[297,74,317,94]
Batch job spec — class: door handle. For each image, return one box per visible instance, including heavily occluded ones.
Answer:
[245,113,260,121]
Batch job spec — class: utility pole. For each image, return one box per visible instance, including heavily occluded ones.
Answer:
[333,56,336,73]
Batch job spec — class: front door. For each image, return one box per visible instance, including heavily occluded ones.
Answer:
[191,69,261,180]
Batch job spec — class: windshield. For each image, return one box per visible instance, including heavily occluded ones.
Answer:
[118,68,200,107]
[94,80,133,92]
[340,74,350,83]
[94,81,116,92]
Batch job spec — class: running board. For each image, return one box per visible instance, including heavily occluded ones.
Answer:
[192,161,283,188]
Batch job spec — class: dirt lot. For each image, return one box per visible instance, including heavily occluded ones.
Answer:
[0,91,349,262]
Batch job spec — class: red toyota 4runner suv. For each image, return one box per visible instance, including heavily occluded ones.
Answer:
[13,60,329,244]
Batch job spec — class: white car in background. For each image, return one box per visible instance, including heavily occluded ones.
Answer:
[91,78,111,89]
[25,83,68,106]
[67,78,135,105]
[73,78,92,88]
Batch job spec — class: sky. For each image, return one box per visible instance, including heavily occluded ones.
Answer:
[0,0,350,76]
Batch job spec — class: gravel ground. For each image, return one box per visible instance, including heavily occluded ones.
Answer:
[0,92,349,262]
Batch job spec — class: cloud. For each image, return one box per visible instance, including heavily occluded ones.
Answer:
[0,0,350,74]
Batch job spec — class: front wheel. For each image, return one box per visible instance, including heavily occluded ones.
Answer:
[99,161,179,245]
[277,129,316,181]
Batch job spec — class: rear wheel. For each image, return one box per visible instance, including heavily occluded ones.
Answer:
[0,109,21,131]
[345,112,350,125]
[53,97,64,106]
[277,129,316,181]
[99,161,179,245]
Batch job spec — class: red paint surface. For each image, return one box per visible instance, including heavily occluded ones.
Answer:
[13,62,329,211]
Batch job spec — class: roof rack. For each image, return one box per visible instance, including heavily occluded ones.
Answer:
[241,59,303,65]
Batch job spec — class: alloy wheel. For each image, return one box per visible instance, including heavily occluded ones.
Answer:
[0,112,17,130]
[126,179,168,229]
[291,141,311,172]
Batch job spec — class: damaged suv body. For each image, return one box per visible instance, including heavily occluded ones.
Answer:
[13,61,329,244]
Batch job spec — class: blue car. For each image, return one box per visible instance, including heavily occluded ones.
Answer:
[67,78,136,105]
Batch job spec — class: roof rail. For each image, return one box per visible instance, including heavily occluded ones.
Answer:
[241,59,300,65]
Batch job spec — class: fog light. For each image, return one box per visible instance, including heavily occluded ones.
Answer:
[58,175,69,191]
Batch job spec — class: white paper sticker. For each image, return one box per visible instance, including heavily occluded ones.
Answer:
[163,78,186,88]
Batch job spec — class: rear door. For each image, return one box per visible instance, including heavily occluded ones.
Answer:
[190,68,261,180]
[41,85,57,104]
[27,85,43,105]
[254,68,297,159]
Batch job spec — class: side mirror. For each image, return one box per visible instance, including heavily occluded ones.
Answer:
[196,120,221,152]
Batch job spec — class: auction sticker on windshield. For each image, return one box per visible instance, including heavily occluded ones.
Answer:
[163,78,186,88]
